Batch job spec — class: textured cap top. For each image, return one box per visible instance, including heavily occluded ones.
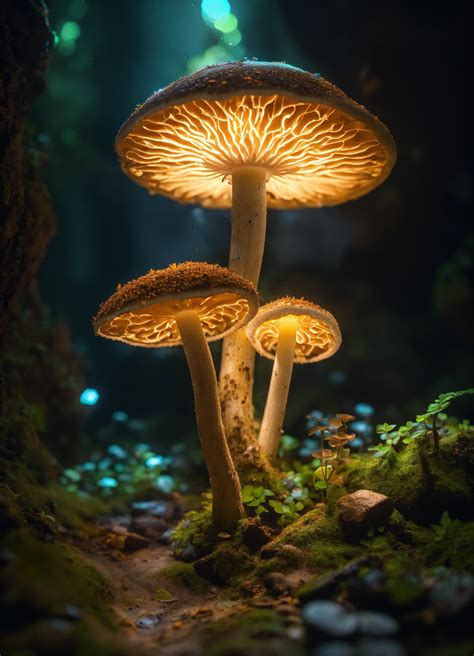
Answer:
[246,296,341,363]
[116,60,396,209]
[94,262,258,347]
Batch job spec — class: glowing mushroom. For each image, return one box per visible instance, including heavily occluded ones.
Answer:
[93,262,258,528]
[247,297,341,464]
[115,60,396,462]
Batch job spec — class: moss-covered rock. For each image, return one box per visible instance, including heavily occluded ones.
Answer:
[260,505,364,571]
[344,431,474,523]
[197,608,304,656]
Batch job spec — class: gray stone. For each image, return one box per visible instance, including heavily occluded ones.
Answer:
[303,601,358,637]
[356,638,406,656]
[355,611,399,636]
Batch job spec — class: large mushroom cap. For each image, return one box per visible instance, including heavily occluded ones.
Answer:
[116,60,396,209]
[246,297,341,363]
[94,262,258,347]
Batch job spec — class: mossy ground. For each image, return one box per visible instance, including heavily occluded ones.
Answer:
[344,429,474,522]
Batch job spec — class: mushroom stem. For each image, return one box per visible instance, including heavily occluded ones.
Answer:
[258,317,298,464]
[175,309,244,529]
[229,166,267,283]
[219,166,267,464]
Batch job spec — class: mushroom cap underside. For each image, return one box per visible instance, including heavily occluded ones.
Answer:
[116,61,396,209]
[246,297,341,363]
[94,262,258,348]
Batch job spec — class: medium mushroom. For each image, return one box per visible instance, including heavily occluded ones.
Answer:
[247,297,341,464]
[93,262,258,529]
[115,60,396,462]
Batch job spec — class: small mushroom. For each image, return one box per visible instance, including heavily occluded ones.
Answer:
[115,61,396,455]
[93,262,258,529]
[247,297,341,464]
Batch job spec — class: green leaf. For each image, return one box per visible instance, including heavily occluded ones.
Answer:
[314,480,327,490]
[269,500,287,514]
[376,423,397,434]
[440,511,451,528]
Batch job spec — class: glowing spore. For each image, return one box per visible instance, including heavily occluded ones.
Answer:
[355,402,375,417]
[98,476,118,488]
[145,455,165,468]
[112,410,128,422]
[80,388,99,405]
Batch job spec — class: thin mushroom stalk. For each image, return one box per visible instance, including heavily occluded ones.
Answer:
[219,166,267,451]
[247,297,342,466]
[93,262,258,530]
[258,317,298,464]
[175,309,244,528]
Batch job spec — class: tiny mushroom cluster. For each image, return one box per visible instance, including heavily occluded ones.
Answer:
[95,60,396,528]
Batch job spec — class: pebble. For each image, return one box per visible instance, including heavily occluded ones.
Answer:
[136,614,161,629]
[303,601,358,637]
[355,611,399,637]
[180,544,197,561]
[355,638,406,656]
[313,641,355,656]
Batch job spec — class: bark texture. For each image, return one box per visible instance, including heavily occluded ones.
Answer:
[0,0,55,346]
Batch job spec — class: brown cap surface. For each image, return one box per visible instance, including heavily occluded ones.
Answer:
[246,297,341,363]
[94,262,258,347]
[116,61,396,209]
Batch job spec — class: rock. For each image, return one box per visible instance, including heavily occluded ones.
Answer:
[337,490,394,539]
[264,572,293,597]
[129,516,167,539]
[130,500,174,520]
[303,601,358,637]
[313,641,355,656]
[298,557,383,602]
[355,638,406,656]
[260,542,304,561]
[242,520,273,552]
[123,532,149,552]
[180,544,197,561]
[159,528,173,545]
[355,611,399,636]
[280,544,305,561]
[136,614,161,629]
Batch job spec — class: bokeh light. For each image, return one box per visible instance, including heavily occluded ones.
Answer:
[201,0,231,21]
[80,388,99,406]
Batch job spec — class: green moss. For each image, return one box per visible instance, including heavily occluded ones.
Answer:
[196,543,254,586]
[344,431,473,522]
[0,530,114,622]
[259,505,363,572]
[421,521,474,572]
[307,541,363,568]
[384,555,424,606]
[201,609,303,656]
[171,509,216,557]
[160,562,210,592]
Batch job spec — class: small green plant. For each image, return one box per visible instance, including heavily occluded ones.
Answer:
[360,526,391,550]
[369,388,473,458]
[60,442,175,497]
[309,414,355,502]
[430,511,461,542]
[268,498,305,527]
[241,485,274,516]
[416,388,473,452]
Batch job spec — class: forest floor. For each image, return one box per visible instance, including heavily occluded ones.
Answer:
[82,498,307,656]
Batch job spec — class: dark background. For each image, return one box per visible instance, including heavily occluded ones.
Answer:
[34,0,473,443]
